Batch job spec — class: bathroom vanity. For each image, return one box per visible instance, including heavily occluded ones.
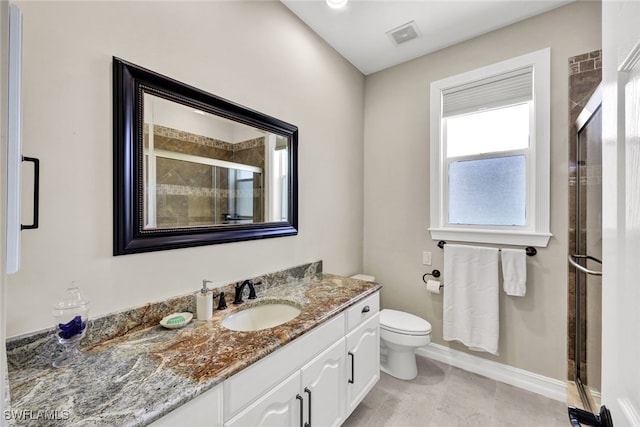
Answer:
[160,291,380,427]
[5,263,380,427]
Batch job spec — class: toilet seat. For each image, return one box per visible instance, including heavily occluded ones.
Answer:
[380,309,432,336]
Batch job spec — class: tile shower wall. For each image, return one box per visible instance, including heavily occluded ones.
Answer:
[567,49,601,382]
[145,125,265,227]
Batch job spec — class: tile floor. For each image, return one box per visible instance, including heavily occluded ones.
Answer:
[343,356,570,427]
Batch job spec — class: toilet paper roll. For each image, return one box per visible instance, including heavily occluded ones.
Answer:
[425,279,441,294]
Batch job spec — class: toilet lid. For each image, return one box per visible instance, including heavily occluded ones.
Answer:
[380,309,432,336]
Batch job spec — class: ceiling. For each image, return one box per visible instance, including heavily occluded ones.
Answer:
[281,0,575,75]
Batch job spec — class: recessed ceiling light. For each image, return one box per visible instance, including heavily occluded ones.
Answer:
[326,0,348,9]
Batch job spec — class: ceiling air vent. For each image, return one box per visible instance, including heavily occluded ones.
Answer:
[387,21,421,46]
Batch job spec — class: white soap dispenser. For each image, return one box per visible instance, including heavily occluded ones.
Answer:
[196,280,213,321]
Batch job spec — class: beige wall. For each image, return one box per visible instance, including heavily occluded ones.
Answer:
[363,1,601,381]
[6,1,365,337]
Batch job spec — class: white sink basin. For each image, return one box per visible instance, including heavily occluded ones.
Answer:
[222,303,301,332]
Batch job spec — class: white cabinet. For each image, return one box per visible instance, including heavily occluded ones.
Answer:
[300,338,346,427]
[226,338,346,427]
[150,383,223,427]
[345,294,380,417]
[223,314,345,420]
[155,291,380,427]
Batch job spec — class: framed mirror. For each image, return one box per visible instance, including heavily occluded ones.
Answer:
[113,57,298,255]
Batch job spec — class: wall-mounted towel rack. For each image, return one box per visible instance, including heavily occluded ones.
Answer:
[436,240,537,256]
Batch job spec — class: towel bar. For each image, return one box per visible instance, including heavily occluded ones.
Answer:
[436,240,537,256]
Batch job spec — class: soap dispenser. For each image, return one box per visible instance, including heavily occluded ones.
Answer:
[196,280,213,320]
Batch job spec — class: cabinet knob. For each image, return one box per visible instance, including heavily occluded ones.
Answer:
[361,306,370,313]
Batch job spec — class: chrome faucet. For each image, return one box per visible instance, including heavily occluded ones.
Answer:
[233,279,262,304]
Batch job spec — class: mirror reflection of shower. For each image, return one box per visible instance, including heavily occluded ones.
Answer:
[142,93,290,229]
[571,84,602,411]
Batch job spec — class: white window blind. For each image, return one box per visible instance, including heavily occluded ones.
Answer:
[442,66,533,118]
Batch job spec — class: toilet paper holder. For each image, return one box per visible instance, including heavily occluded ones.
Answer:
[422,270,444,290]
[422,269,442,280]
[422,269,440,280]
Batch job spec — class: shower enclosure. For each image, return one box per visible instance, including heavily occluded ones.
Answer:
[569,84,603,411]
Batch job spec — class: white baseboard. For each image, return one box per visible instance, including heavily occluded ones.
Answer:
[617,398,640,427]
[416,343,567,402]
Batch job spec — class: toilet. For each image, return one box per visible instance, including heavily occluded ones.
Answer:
[379,309,432,380]
[350,274,432,381]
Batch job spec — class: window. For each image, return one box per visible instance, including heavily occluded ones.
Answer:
[429,49,551,247]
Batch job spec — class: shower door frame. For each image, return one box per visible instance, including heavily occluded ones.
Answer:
[572,84,602,411]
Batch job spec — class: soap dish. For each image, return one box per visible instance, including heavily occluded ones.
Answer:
[160,312,193,329]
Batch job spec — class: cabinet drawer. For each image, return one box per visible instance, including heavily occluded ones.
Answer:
[346,292,379,332]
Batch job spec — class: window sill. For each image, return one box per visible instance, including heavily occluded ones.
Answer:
[429,227,551,248]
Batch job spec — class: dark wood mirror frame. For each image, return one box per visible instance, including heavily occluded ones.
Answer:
[113,57,298,255]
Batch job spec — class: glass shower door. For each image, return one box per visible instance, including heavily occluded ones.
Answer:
[571,91,603,410]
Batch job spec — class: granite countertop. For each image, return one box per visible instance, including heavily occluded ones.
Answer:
[6,270,381,427]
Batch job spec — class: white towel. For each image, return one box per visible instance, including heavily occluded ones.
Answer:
[443,244,500,355]
[501,248,527,297]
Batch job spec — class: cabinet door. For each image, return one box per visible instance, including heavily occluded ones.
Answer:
[225,371,301,427]
[150,383,223,427]
[345,313,380,417]
[300,338,346,427]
